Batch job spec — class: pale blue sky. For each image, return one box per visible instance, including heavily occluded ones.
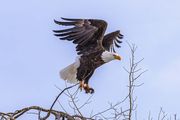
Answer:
[0,0,180,119]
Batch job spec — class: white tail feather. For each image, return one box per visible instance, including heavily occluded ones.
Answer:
[59,58,80,84]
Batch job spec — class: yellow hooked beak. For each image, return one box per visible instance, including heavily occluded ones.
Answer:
[114,55,121,60]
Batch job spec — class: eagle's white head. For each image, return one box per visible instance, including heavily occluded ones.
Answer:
[101,51,121,63]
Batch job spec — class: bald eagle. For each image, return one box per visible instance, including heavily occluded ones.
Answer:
[53,18,123,94]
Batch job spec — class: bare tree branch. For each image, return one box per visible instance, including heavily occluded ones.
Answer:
[40,83,79,120]
[124,42,146,120]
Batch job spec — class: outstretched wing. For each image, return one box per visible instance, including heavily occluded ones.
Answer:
[53,18,107,55]
[102,30,123,53]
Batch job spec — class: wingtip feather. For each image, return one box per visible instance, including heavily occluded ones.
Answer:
[61,17,81,21]
[54,19,61,25]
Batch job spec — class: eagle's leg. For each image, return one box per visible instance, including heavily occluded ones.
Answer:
[84,84,94,94]
[83,70,95,94]
[79,80,84,91]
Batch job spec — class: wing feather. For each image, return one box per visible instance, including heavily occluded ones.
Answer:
[102,30,123,52]
[61,17,82,21]
[53,27,80,33]
[53,18,107,55]
[54,19,79,26]
[114,41,121,48]
[115,38,123,44]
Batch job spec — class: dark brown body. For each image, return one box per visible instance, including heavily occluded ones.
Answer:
[77,49,105,84]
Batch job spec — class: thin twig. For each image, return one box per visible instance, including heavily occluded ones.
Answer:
[40,83,79,120]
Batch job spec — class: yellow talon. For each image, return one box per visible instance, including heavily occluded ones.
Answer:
[79,80,84,91]
[84,84,94,94]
